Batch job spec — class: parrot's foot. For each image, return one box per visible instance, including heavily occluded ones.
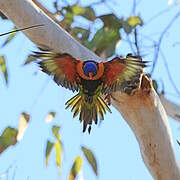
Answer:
[123,72,143,95]
[104,94,111,105]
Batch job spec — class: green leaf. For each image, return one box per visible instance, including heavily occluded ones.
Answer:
[62,5,95,24]
[0,56,8,84]
[69,156,83,180]
[45,111,56,123]
[0,127,18,154]
[55,140,62,169]
[81,146,98,176]
[81,7,96,20]
[99,14,123,29]
[72,5,85,15]
[53,1,58,9]
[85,27,120,57]
[65,11,74,25]
[45,140,54,166]
[127,16,143,27]
[72,27,90,42]
[52,125,62,169]
[1,27,17,47]
[61,6,74,27]
[71,5,95,20]
[52,125,60,140]
[17,112,30,141]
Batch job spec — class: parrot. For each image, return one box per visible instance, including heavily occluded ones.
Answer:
[32,50,147,133]
[0,24,147,133]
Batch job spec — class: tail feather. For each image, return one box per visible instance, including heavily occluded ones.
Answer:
[92,107,98,124]
[71,97,81,113]
[97,98,105,115]
[65,94,80,109]
[73,104,81,118]
[65,93,111,133]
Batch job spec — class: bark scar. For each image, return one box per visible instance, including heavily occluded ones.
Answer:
[140,75,152,94]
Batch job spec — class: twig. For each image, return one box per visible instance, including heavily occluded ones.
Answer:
[104,0,115,13]
[136,0,143,6]
[173,41,180,46]
[131,0,137,15]
[29,77,50,112]
[0,24,44,37]
[150,11,180,75]
[160,50,180,96]
[134,28,140,56]
[12,166,18,180]
[145,3,179,25]
[0,162,16,180]
[126,34,135,54]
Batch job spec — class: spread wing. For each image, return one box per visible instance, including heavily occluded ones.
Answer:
[32,50,79,92]
[102,55,147,94]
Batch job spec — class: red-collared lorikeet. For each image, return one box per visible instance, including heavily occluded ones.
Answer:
[0,25,146,133]
[32,50,146,133]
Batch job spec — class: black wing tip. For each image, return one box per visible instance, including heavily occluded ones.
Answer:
[112,54,151,64]
[36,60,44,68]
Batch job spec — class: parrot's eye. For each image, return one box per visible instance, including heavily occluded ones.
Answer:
[83,61,97,78]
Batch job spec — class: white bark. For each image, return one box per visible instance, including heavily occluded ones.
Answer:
[0,0,101,61]
[112,76,180,180]
[160,95,180,121]
[0,0,180,179]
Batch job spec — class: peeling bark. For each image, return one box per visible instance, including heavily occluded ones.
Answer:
[0,0,180,179]
[112,76,180,179]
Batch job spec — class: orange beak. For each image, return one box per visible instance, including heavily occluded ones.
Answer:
[89,72,93,79]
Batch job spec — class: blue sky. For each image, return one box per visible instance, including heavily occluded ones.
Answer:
[0,0,180,180]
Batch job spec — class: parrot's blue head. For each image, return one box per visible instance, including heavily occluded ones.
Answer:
[83,61,97,78]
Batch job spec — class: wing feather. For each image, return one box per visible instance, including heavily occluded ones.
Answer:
[102,55,147,93]
[32,50,79,92]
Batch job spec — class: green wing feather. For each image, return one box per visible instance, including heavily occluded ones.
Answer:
[102,54,147,94]
[32,50,79,92]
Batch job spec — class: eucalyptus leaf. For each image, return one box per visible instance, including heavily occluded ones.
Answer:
[81,146,98,176]
[85,27,120,57]
[45,140,54,166]
[0,56,8,84]
[55,140,62,169]
[45,112,56,123]
[69,156,83,180]
[0,127,18,154]
[99,14,123,29]
[1,27,17,47]
[17,112,30,141]
[52,125,60,140]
